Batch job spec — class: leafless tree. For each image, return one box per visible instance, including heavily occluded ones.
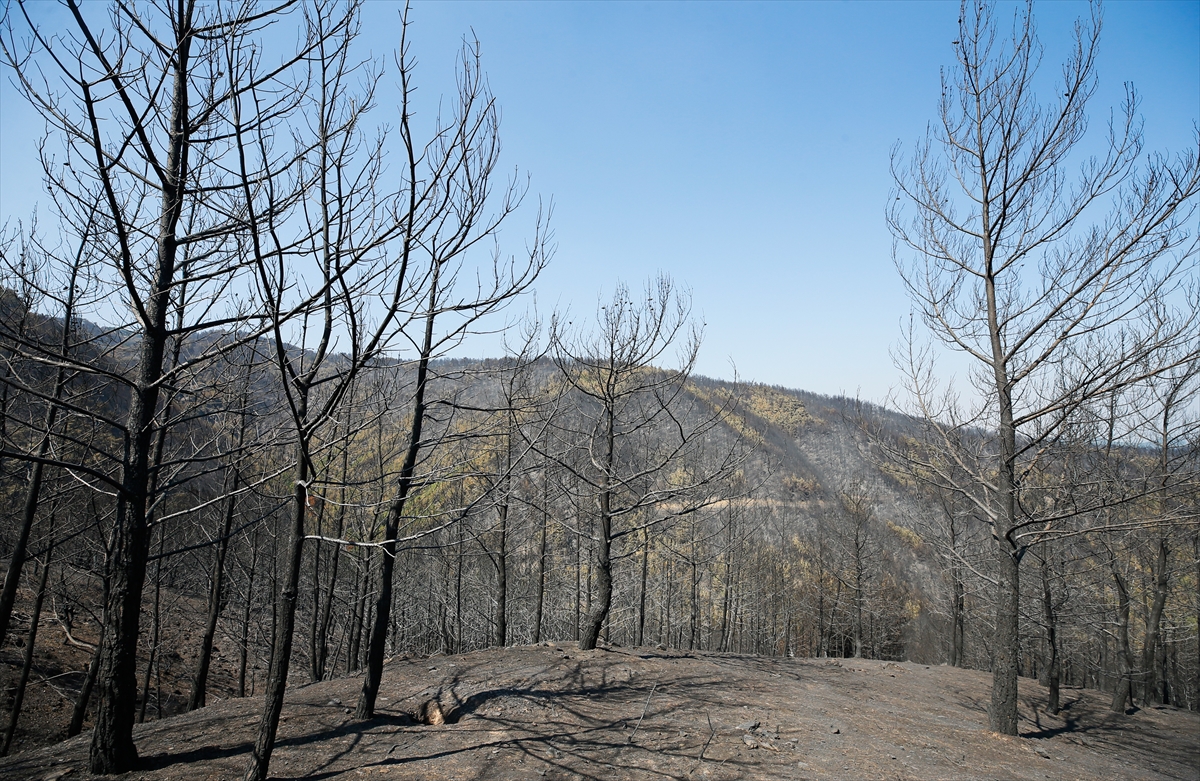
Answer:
[545,276,744,651]
[349,13,549,722]
[0,0,341,770]
[889,0,1200,735]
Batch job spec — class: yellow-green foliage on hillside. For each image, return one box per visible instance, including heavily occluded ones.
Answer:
[742,385,811,437]
[781,474,819,498]
[686,382,811,446]
[887,520,923,550]
[686,383,763,444]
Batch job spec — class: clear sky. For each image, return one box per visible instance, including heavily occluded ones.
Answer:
[1,1,1197,403]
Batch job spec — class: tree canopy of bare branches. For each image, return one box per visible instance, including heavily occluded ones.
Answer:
[889,0,1200,736]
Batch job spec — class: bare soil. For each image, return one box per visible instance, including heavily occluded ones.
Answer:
[0,584,243,757]
[0,644,1195,781]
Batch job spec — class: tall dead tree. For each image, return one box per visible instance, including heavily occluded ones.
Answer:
[546,276,743,651]
[889,0,1200,735]
[350,12,548,721]
[237,5,548,775]
[1,0,334,771]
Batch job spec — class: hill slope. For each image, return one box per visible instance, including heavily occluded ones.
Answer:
[2,645,1195,781]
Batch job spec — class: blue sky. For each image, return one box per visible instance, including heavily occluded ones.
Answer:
[1,1,1197,402]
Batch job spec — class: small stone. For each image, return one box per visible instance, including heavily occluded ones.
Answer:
[829,725,841,734]
[737,720,760,731]
[326,699,341,706]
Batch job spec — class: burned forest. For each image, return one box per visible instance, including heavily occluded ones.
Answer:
[0,1,1196,779]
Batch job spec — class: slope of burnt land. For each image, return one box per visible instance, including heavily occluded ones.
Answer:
[1,645,1195,781]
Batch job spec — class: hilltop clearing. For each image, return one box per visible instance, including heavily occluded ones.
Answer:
[0,645,1194,781]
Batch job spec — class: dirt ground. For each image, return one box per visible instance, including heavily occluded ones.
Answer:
[0,644,1196,781]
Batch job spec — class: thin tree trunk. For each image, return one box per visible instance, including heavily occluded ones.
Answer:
[0,235,85,659]
[244,443,310,781]
[853,536,864,659]
[579,409,616,651]
[1142,537,1169,706]
[951,571,965,667]
[636,527,649,647]
[573,524,581,643]
[307,498,328,682]
[312,446,348,682]
[1040,555,1060,714]
[0,428,58,653]
[138,529,165,724]
[315,536,342,680]
[237,528,259,699]
[347,553,365,673]
[493,498,508,647]
[532,488,548,645]
[689,556,699,651]
[720,508,735,654]
[188,461,240,710]
[68,635,103,738]
[1194,533,1199,710]
[1111,564,1134,714]
[1,537,52,756]
[356,275,438,719]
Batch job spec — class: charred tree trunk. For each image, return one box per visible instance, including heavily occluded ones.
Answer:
[87,5,191,766]
[1040,556,1060,715]
[532,486,548,645]
[355,268,438,720]
[1,536,52,756]
[188,461,241,710]
[636,527,649,647]
[493,498,509,648]
[315,527,342,680]
[1110,564,1134,714]
[236,528,259,699]
[1142,537,1169,706]
[311,445,348,682]
[0,320,72,652]
[244,443,310,781]
[138,529,165,724]
[579,408,615,651]
[579,507,612,650]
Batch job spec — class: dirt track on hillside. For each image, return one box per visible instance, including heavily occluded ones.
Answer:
[1,644,1196,781]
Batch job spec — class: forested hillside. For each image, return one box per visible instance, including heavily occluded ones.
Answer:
[0,326,1195,759]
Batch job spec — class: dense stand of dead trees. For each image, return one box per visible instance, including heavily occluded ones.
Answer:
[0,0,1196,773]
